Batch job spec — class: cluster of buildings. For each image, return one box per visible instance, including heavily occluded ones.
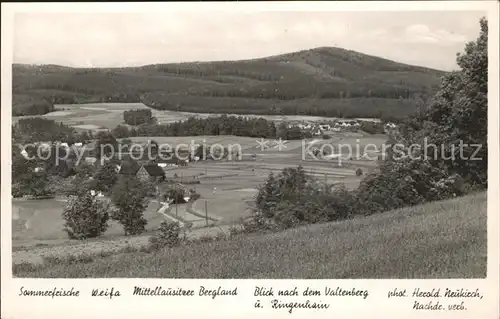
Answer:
[287,120,363,136]
[384,122,398,133]
[18,140,190,184]
[285,119,398,136]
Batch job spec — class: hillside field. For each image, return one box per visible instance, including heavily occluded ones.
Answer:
[12,46,446,119]
[13,192,487,278]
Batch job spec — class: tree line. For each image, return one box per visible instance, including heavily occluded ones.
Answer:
[123,109,154,126]
[112,115,312,140]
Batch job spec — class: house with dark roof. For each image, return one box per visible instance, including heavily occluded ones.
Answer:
[118,159,141,176]
[136,164,166,183]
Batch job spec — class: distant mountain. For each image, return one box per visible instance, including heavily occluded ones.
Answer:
[12,46,447,119]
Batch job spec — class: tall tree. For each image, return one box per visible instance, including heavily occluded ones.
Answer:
[62,189,110,239]
[111,176,148,236]
[410,17,488,187]
[93,161,118,194]
[95,132,118,160]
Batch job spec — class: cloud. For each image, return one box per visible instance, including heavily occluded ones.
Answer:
[11,11,483,70]
[402,23,467,45]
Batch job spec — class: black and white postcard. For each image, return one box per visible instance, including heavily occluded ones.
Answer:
[1,2,499,318]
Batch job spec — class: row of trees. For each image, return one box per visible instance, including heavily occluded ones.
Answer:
[249,17,488,231]
[155,65,281,82]
[12,96,55,116]
[197,81,421,101]
[112,115,311,140]
[123,109,154,126]
[13,118,81,144]
[144,95,420,120]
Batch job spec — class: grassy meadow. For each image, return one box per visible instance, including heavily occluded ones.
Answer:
[13,192,487,278]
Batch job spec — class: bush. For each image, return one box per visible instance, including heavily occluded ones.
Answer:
[255,166,308,219]
[12,184,24,198]
[355,155,468,214]
[149,221,181,250]
[322,134,332,139]
[62,190,110,240]
[163,184,191,203]
[189,190,201,201]
[242,212,280,234]
[273,202,302,229]
[355,168,363,176]
[359,121,385,134]
[141,180,157,198]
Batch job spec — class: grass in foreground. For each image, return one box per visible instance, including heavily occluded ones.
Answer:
[13,192,487,278]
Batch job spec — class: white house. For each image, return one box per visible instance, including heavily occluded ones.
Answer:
[20,149,29,159]
[85,157,97,165]
[90,190,104,197]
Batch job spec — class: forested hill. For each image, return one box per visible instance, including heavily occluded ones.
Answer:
[12,46,447,119]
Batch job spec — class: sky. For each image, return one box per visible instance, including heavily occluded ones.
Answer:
[13,10,485,71]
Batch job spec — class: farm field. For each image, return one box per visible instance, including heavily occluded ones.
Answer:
[13,192,487,278]
[127,133,388,157]
[127,135,261,153]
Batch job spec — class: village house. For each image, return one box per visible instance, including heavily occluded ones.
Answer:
[156,157,183,169]
[20,149,29,159]
[319,124,331,131]
[118,159,141,176]
[85,157,97,165]
[118,159,166,183]
[384,122,398,134]
[136,164,166,183]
